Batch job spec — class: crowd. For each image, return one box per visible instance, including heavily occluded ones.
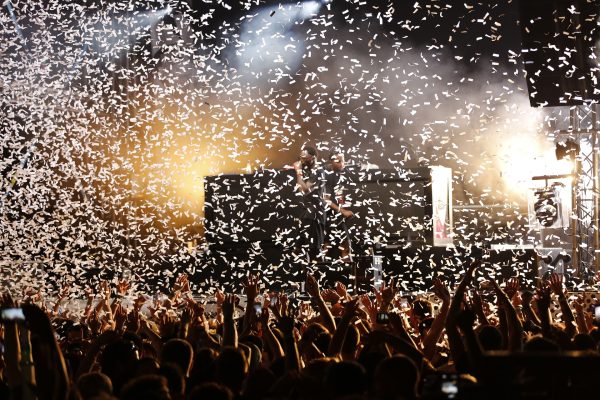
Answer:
[2,261,600,400]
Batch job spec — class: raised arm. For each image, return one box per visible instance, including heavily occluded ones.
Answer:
[422,278,451,360]
[491,279,523,352]
[445,260,479,372]
[242,274,260,334]
[23,303,70,400]
[520,290,541,328]
[306,273,336,333]
[328,298,359,357]
[222,294,238,348]
[572,295,591,334]
[294,161,312,194]
[534,285,553,338]
[278,312,301,372]
[259,305,284,359]
[549,273,576,338]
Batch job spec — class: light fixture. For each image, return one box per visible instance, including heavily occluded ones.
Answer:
[534,185,562,227]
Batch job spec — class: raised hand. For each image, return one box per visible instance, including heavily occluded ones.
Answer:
[548,273,564,296]
[321,288,341,304]
[243,274,260,302]
[222,294,237,321]
[340,297,360,323]
[57,285,70,300]
[504,277,520,300]
[360,294,378,324]
[88,310,102,334]
[113,304,127,332]
[432,277,450,303]
[305,273,321,299]
[126,309,140,333]
[277,311,295,336]
[117,279,130,296]
[335,281,348,299]
[99,281,111,301]
[380,278,399,310]
[215,289,225,306]
[180,273,191,294]
[259,305,271,327]
[181,307,193,326]
[279,293,289,317]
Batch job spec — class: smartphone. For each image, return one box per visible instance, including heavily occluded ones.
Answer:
[400,298,409,309]
[594,305,600,322]
[1,308,25,322]
[422,372,459,399]
[376,312,389,324]
[254,304,262,317]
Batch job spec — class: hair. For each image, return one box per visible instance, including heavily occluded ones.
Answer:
[100,338,139,395]
[133,357,160,378]
[477,325,503,351]
[189,382,233,400]
[411,299,433,320]
[240,334,263,353]
[572,333,596,351]
[328,149,343,161]
[242,367,276,400]
[159,363,186,400]
[303,146,318,157]
[524,336,560,352]
[374,355,419,400]
[189,347,217,385]
[215,346,248,394]
[324,360,367,398]
[120,375,171,400]
[77,372,113,400]
[161,338,193,376]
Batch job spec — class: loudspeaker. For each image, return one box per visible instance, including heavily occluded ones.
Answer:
[519,0,600,107]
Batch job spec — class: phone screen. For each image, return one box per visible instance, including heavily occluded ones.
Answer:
[376,312,389,324]
[1,308,25,322]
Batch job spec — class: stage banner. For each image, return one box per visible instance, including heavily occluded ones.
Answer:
[431,166,453,246]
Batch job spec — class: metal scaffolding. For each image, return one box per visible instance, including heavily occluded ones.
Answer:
[563,105,600,277]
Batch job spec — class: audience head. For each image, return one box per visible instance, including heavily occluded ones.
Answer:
[477,325,503,351]
[120,374,171,400]
[215,346,248,394]
[189,382,233,400]
[324,360,367,398]
[374,355,419,400]
[161,338,193,377]
[77,372,113,400]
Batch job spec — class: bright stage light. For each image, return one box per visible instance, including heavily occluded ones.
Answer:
[301,1,322,17]
[497,133,574,200]
[231,0,324,79]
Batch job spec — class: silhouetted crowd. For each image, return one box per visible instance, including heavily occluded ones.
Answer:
[2,261,600,400]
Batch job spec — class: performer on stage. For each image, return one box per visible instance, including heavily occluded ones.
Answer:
[293,146,326,265]
[324,150,354,261]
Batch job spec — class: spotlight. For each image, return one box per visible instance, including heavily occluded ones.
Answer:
[555,139,580,160]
